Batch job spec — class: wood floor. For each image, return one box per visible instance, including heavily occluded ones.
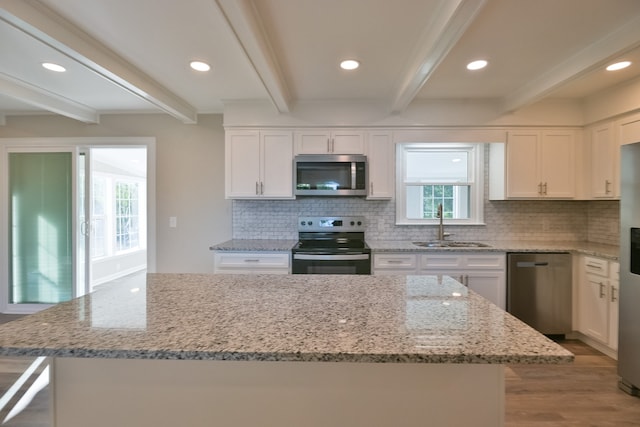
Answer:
[506,340,640,426]
[0,329,637,426]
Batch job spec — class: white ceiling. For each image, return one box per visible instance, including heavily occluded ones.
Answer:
[1,0,640,124]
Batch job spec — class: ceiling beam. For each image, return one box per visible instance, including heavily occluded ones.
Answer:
[0,0,198,124]
[501,13,640,114]
[0,72,98,123]
[390,0,488,114]
[215,0,291,113]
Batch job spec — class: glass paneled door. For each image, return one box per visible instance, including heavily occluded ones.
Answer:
[7,149,81,311]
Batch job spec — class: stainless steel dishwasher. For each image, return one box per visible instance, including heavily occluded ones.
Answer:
[507,253,572,335]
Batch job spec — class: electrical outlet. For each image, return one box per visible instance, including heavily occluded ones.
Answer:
[169,216,177,228]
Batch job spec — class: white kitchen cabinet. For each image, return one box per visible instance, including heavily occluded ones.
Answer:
[577,255,619,351]
[420,253,506,309]
[373,252,506,309]
[505,130,576,198]
[366,131,394,199]
[373,253,418,274]
[225,130,294,199]
[214,251,290,274]
[294,130,365,154]
[588,122,618,199]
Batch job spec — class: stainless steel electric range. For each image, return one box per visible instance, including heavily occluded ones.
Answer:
[291,216,371,275]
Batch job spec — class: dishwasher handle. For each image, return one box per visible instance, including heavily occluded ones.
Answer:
[515,261,550,267]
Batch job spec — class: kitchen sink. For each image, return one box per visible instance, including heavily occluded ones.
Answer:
[412,241,491,248]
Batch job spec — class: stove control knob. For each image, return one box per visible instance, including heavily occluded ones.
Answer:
[300,221,306,226]
[350,221,355,226]
[308,221,313,226]
[357,221,362,226]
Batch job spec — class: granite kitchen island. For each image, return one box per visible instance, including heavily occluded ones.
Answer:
[0,273,572,426]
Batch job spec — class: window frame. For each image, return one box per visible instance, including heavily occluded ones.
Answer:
[395,142,484,225]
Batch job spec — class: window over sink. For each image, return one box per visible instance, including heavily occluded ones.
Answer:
[396,143,484,225]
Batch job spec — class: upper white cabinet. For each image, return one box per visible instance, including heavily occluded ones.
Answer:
[366,131,394,199]
[505,130,576,198]
[225,130,294,199]
[294,129,365,154]
[588,122,619,199]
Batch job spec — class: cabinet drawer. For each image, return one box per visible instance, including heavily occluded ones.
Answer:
[214,252,290,273]
[421,254,465,269]
[464,255,505,269]
[373,254,417,270]
[583,256,609,277]
[421,253,505,270]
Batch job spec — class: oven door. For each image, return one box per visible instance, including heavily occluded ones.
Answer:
[292,253,371,275]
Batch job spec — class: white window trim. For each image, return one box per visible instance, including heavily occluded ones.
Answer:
[395,142,484,225]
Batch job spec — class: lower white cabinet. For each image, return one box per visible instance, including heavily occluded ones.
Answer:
[373,252,506,309]
[577,255,619,351]
[214,251,290,274]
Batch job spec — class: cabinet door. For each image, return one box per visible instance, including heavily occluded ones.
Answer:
[590,124,616,199]
[579,273,609,343]
[541,130,575,198]
[331,131,365,154]
[366,132,394,199]
[295,131,332,154]
[261,131,294,198]
[226,131,261,198]
[294,130,365,154]
[506,131,541,197]
[466,272,506,310]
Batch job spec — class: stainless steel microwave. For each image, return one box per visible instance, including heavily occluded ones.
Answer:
[294,154,367,196]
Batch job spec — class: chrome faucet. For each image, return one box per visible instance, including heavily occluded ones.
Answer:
[436,203,445,241]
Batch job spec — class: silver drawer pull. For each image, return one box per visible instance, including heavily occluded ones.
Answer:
[244,259,261,263]
[586,263,603,269]
[387,260,405,264]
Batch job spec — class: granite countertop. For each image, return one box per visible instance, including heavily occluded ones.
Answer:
[210,238,619,260]
[367,240,619,260]
[0,273,572,364]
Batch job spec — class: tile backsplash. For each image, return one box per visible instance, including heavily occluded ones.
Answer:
[232,198,620,245]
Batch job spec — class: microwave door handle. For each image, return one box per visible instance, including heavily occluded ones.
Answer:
[351,162,356,189]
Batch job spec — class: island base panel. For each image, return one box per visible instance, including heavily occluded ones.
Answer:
[53,358,504,427]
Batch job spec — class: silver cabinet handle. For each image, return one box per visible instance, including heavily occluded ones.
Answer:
[244,259,260,263]
[260,182,264,195]
[611,286,618,302]
[538,182,543,195]
[543,182,548,195]
[386,260,404,264]
[599,282,606,298]
[370,182,374,195]
[327,138,331,153]
[605,180,612,194]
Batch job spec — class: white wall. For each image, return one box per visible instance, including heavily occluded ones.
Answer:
[0,113,231,273]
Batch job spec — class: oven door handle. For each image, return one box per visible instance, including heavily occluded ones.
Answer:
[293,254,370,261]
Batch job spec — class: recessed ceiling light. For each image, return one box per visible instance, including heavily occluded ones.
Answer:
[42,62,66,72]
[606,61,631,71]
[466,60,488,71]
[190,61,211,72]
[340,59,360,70]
